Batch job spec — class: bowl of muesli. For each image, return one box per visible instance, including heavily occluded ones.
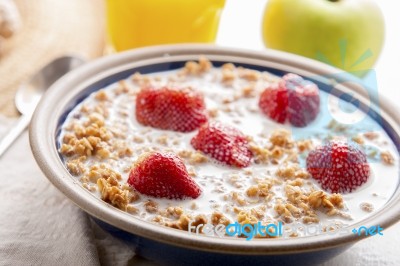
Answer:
[30,44,400,266]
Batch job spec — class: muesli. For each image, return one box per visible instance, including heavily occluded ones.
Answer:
[59,57,398,238]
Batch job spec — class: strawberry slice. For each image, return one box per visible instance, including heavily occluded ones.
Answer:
[259,73,320,127]
[135,86,208,132]
[128,152,202,199]
[259,83,288,123]
[285,74,320,127]
[190,121,252,168]
[306,140,370,193]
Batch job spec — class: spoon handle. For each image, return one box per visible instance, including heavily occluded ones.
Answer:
[0,114,31,157]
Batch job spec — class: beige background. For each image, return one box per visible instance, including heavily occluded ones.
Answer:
[0,0,106,117]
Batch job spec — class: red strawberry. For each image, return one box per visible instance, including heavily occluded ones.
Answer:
[128,152,202,199]
[306,140,370,193]
[190,122,252,168]
[135,86,208,132]
[259,73,320,127]
[285,74,320,127]
[259,83,288,123]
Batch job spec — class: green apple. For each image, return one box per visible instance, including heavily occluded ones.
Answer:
[262,0,384,75]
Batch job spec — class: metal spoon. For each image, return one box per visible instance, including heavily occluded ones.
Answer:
[0,55,85,157]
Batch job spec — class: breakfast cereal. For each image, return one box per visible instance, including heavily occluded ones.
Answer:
[59,58,399,238]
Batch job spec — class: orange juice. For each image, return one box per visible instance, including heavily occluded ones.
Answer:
[106,0,226,51]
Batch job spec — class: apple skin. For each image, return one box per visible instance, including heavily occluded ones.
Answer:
[262,0,385,74]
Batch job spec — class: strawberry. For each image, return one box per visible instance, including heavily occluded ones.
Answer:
[285,74,320,127]
[127,152,202,199]
[135,86,208,132]
[259,73,320,127]
[258,83,288,123]
[190,121,252,168]
[306,140,370,193]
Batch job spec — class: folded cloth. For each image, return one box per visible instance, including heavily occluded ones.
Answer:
[91,221,149,265]
[0,117,99,265]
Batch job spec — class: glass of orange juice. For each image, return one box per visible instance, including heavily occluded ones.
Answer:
[105,0,226,52]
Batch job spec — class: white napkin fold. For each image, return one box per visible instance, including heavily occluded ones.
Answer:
[0,118,99,265]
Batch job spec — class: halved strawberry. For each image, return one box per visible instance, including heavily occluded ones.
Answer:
[259,73,320,127]
[128,152,202,199]
[306,140,370,193]
[190,121,252,168]
[285,74,320,127]
[259,84,288,123]
[135,86,208,132]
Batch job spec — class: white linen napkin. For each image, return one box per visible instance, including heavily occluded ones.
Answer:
[0,117,100,265]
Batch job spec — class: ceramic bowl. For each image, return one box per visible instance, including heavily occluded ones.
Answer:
[29,44,400,266]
